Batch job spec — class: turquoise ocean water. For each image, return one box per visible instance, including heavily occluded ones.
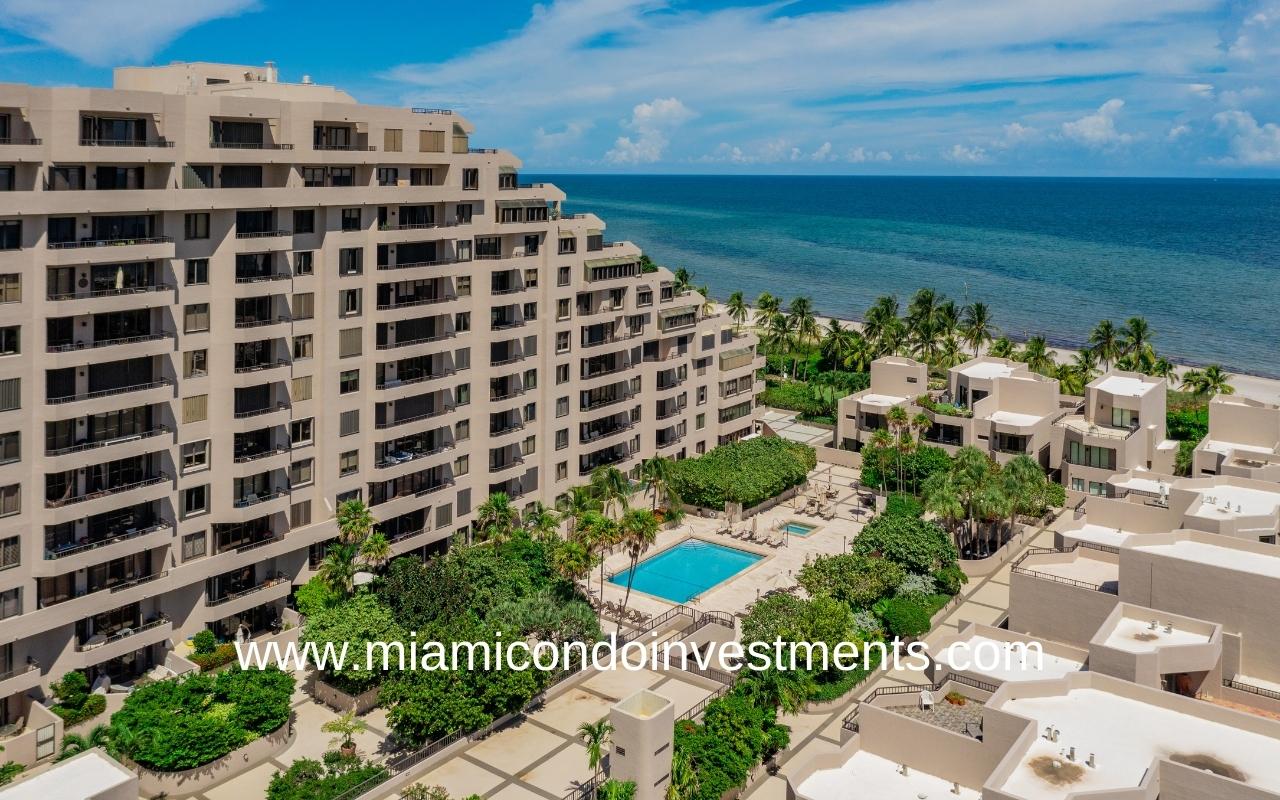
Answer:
[537,175,1280,377]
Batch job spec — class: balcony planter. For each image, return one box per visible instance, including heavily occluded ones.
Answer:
[135,719,293,799]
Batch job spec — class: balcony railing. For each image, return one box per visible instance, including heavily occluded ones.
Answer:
[45,472,169,508]
[48,235,174,250]
[233,488,288,509]
[313,143,376,151]
[489,457,525,474]
[107,569,167,594]
[376,295,456,311]
[376,258,459,271]
[375,443,452,469]
[233,444,290,464]
[47,283,173,301]
[47,332,172,353]
[46,378,172,405]
[234,315,291,329]
[76,615,170,652]
[375,406,455,430]
[235,272,291,283]
[45,425,171,456]
[233,402,290,419]
[376,369,455,390]
[80,137,173,148]
[45,520,170,559]
[490,354,525,367]
[235,229,292,239]
[233,359,289,375]
[0,137,41,145]
[206,571,288,607]
[210,141,294,150]
[376,332,453,351]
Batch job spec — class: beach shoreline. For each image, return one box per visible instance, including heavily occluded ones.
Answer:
[714,303,1280,406]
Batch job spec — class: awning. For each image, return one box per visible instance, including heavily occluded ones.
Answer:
[452,123,467,135]
[584,255,638,268]
[585,228,603,236]
[496,199,546,209]
[499,165,517,174]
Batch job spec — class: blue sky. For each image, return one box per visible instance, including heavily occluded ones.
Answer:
[0,0,1277,175]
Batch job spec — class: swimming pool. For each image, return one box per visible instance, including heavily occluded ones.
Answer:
[608,539,764,603]
[782,521,818,536]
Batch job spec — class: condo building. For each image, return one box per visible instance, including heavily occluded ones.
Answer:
[0,61,761,758]
[1192,394,1280,481]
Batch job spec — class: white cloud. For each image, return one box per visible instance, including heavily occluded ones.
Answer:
[999,122,1040,147]
[848,146,893,163]
[1167,123,1191,141]
[1223,0,1280,62]
[1213,110,1280,164]
[604,97,693,164]
[1184,83,1215,98]
[533,121,592,150]
[1061,98,1134,148]
[809,142,834,161]
[1218,86,1265,108]
[0,0,255,65]
[945,144,991,163]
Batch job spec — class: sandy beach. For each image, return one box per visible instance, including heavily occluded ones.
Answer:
[714,303,1280,406]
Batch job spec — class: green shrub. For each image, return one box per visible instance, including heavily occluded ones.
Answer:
[303,593,405,693]
[852,514,958,574]
[885,492,923,518]
[670,437,816,510]
[50,671,106,726]
[859,444,952,493]
[112,668,295,771]
[0,762,22,786]
[674,689,790,800]
[1040,481,1066,510]
[796,554,904,609]
[51,693,105,726]
[932,564,969,596]
[191,629,217,656]
[597,780,637,800]
[190,643,239,672]
[294,575,341,618]
[875,596,933,639]
[267,751,389,800]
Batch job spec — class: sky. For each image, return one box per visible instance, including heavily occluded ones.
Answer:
[0,0,1277,176]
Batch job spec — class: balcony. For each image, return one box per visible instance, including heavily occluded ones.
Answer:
[375,405,454,430]
[0,137,40,145]
[375,442,452,470]
[490,353,525,368]
[234,315,290,330]
[376,368,455,391]
[207,571,288,607]
[234,359,289,375]
[44,520,170,560]
[376,257,458,272]
[47,378,171,406]
[47,235,173,250]
[45,472,168,509]
[75,614,170,652]
[376,332,452,351]
[233,487,287,509]
[580,444,633,475]
[489,456,525,474]
[233,401,290,420]
[234,443,290,464]
[79,137,173,148]
[235,229,292,240]
[211,141,294,150]
[47,282,173,302]
[47,331,172,354]
[45,424,170,456]
[376,294,456,311]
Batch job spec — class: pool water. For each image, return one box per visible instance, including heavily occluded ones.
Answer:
[608,539,764,603]
[783,522,817,536]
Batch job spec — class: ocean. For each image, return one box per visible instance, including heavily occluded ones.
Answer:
[534,175,1280,377]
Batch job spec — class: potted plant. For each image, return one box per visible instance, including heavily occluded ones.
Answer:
[944,691,967,706]
[321,711,367,757]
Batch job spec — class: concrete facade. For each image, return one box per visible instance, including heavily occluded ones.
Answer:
[0,61,761,764]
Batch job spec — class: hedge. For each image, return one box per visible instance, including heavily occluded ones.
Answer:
[51,693,105,726]
[190,643,239,672]
[670,437,816,509]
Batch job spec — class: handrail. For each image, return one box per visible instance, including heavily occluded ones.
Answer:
[376,370,455,390]
[233,360,290,375]
[0,137,40,145]
[210,141,294,150]
[1224,677,1280,702]
[76,615,170,651]
[233,401,290,419]
[47,379,172,405]
[376,295,456,311]
[233,489,287,509]
[45,425,170,454]
[235,229,292,239]
[376,332,454,350]
[842,672,1001,731]
[376,258,458,271]
[45,473,168,508]
[48,235,173,249]
[207,571,288,606]
[47,332,172,352]
[80,138,173,147]
[45,521,170,559]
[47,283,173,300]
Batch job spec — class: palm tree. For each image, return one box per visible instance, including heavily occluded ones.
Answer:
[905,288,939,333]
[590,466,632,518]
[1182,365,1235,395]
[695,285,715,316]
[726,291,749,331]
[922,472,964,538]
[639,456,678,511]
[988,336,1016,359]
[58,725,117,761]
[523,501,561,541]
[754,292,781,329]
[886,406,910,491]
[1001,456,1045,544]
[582,511,621,593]
[318,541,359,597]
[667,749,699,800]
[950,446,993,552]
[577,718,615,782]
[672,267,693,293]
[1148,356,1176,380]
[1121,316,1154,361]
[935,335,966,369]
[749,667,817,715]
[476,491,520,543]
[616,508,661,626]
[1089,320,1122,369]
[842,331,875,372]
[867,428,895,493]
[359,531,391,570]
[961,302,995,356]
[762,314,796,364]
[909,412,931,493]
[787,296,819,345]
[1018,335,1057,375]
[335,498,375,544]
[819,318,853,368]
[553,539,592,586]
[565,485,600,537]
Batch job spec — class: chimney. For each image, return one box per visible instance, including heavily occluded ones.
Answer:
[264,61,278,82]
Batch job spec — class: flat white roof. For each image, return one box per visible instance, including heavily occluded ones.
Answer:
[1095,374,1159,397]
[936,635,1083,682]
[797,750,981,800]
[1200,439,1277,456]
[987,410,1045,427]
[1186,485,1280,520]
[1027,557,1119,587]
[1062,524,1131,548]
[860,393,907,408]
[1100,616,1210,654]
[0,751,134,800]
[997,687,1280,799]
[1108,475,1168,496]
[959,361,1016,380]
[1133,539,1280,580]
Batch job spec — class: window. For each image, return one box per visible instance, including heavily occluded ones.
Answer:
[453,454,469,476]
[456,383,471,406]
[462,168,479,190]
[556,462,568,481]
[290,458,314,487]
[183,485,209,517]
[1071,477,1084,492]
[0,327,18,356]
[1111,407,1139,429]
[384,128,403,152]
[0,221,20,251]
[410,168,432,186]
[339,328,362,358]
[293,334,313,360]
[337,489,361,505]
[291,500,312,528]
[185,258,208,285]
[0,432,16,465]
[557,298,570,320]
[556,397,569,417]
[523,368,538,391]
[455,312,470,333]
[339,247,363,275]
[457,275,472,296]
[0,274,19,303]
[293,209,315,234]
[339,369,360,394]
[0,586,18,620]
[293,251,314,277]
[419,129,445,152]
[181,532,206,562]
[292,375,313,400]
[455,419,470,441]
[556,331,570,354]
[523,402,536,423]
[290,418,314,445]
[524,269,539,288]
[1089,481,1106,496]
[377,167,399,186]
[455,347,471,370]
[455,204,474,225]
[522,435,536,456]
[696,413,706,430]
[339,288,362,317]
[339,410,359,437]
[556,364,569,384]
[558,266,571,286]
[339,450,359,476]
[181,440,210,473]
[523,301,537,321]
[0,483,16,519]
[559,237,577,254]
[0,378,17,412]
[341,208,362,231]
[556,429,568,450]
[697,386,707,405]
[184,212,209,240]
[184,303,210,333]
[293,292,314,320]
[183,394,208,423]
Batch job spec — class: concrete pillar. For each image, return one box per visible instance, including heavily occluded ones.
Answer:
[609,689,674,800]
